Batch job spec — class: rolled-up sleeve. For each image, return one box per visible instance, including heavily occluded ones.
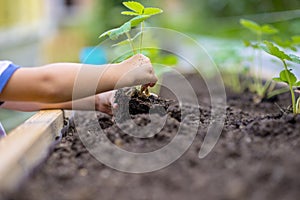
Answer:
[0,61,20,93]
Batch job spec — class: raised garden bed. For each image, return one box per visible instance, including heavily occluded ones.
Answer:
[3,72,300,200]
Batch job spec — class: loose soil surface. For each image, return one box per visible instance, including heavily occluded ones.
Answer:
[4,73,300,200]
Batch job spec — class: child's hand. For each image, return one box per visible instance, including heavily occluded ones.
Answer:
[114,54,158,88]
[95,90,117,115]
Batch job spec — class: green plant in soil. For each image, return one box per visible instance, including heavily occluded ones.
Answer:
[240,19,279,102]
[99,1,176,96]
[214,47,249,93]
[260,40,300,114]
[99,1,163,45]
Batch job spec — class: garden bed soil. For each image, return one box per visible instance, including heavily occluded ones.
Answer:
[3,73,300,200]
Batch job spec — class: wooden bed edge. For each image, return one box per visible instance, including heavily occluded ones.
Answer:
[0,110,65,193]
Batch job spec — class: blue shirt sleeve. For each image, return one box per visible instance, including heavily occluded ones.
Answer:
[0,61,20,93]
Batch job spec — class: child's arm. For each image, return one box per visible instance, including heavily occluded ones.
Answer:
[1,90,116,115]
[0,54,157,103]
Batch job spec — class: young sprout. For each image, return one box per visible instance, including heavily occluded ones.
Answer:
[214,47,249,93]
[121,1,162,53]
[240,19,278,101]
[240,19,279,38]
[261,40,300,114]
[99,1,163,54]
[99,1,163,95]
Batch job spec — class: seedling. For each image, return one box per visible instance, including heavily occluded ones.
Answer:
[261,40,300,114]
[99,1,162,52]
[214,47,249,93]
[240,19,278,101]
[99,1,167,95]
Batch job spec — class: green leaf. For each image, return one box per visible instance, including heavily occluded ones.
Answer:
[291,46,298,52]
[279,69,297,85]
[130,15,150,27]
[99,29,113,39]
[109,22,131,40]
[258,43,268,52]
[159,55,178,66]
[261,25,278,35]
[121,11,139,16]
[295,81,300,87]
[243,40,251,47]
[292,35,300,45]
[240,19,261,35]
[273,36,297,51]
[143,7,163,15]
[123,1,144,15]
[99,15,147,40]
[240,18,278,36]
[262,41,291,61]
[272,77,282,82]
[243,40,260,49]
[99,21,131,40]
[152,54,178,66]
[289,54,300,64]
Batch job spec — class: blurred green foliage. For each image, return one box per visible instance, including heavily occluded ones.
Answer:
[86,0,125,45]
[194,0,299,16]
[165,0,300,38]
[86,0,300,44]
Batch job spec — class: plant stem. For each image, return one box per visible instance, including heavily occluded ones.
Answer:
[296,97,300,114]
[257,33,261,67]
[126,32,136,54]
[139,22,145,54]
[282,60,296,113]
[138,22,145,93]
[256,32,264,97]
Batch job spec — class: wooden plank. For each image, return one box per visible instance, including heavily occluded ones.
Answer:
[0,110,64,193]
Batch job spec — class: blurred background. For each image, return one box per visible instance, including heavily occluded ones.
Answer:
[0,0,299,131]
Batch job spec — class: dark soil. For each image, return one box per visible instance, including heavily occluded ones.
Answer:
[4,73,300,200]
